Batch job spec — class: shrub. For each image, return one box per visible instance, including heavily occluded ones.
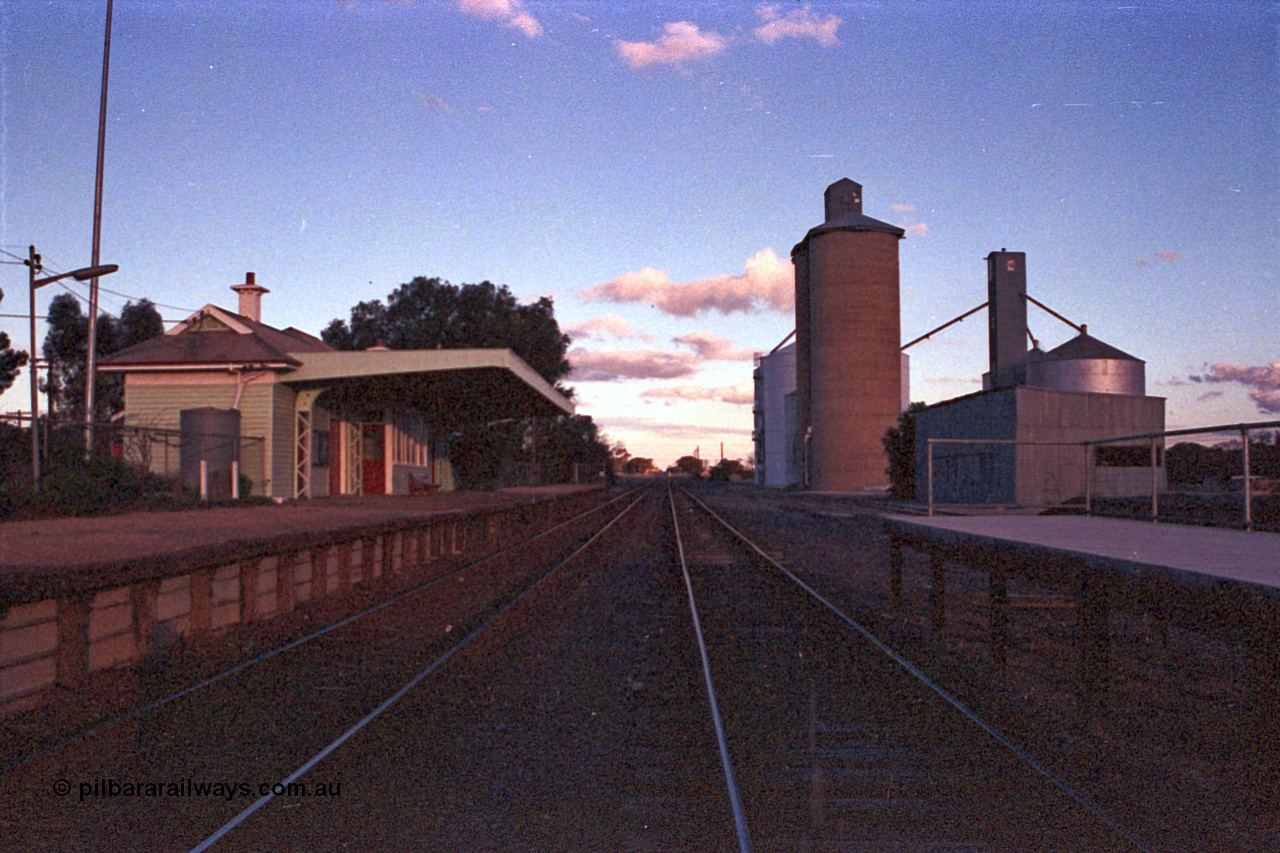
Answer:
[883,402,927,500]
[4,456,188,518]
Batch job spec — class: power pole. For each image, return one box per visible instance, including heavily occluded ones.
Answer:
[84,0,114,458]
[26,246,42,490]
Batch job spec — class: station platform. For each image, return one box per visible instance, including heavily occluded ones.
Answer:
[884,515,1280,594]
[0,486,602,596]
[0,484,610,715]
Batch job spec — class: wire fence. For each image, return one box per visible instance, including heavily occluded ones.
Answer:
[925,419,1280,530]
[0,414,265,500]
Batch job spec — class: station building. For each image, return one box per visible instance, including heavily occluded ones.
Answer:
[98,274,574,499]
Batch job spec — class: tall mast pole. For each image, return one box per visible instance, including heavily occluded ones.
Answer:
[28,246,41,490]
[84,0,113,458]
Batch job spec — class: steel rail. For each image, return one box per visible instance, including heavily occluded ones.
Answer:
[1,487,640,774]
[189,489,651,853]
[667,485,754,853]
[680,487,1155,853]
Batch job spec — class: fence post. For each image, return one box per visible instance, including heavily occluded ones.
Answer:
[1078,577,1111,724]
[231,460,240,500]
[199,459,208,502]
[989,564,1009,670]
[1242,427,1252,529]
[927,440,935,517]
[1150,438,1159,522]
[1084,442,1093,516]
[929,554,946,634]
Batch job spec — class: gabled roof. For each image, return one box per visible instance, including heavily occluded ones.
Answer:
[98,304,574,422]
[99,304,333,370]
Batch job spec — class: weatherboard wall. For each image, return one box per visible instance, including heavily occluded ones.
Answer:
[122,374,278,496]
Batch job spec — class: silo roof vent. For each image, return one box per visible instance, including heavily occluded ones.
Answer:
[795,177,905,252]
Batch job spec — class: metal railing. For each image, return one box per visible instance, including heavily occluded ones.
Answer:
[925,419,1280,529]
[1083,420,1280,529]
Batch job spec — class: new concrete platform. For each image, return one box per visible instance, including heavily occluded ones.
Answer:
[885,515,1280,593]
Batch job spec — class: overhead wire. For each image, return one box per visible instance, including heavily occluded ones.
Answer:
[52,280,116,318]
[17,249,194,309]
[10,248,196,324]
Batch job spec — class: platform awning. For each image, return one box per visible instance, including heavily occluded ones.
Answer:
[281,348,574,427]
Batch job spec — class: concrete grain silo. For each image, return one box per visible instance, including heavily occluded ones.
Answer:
[793,179,905,491]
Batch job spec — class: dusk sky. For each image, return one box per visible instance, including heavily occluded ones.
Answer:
[2,1,1276,467]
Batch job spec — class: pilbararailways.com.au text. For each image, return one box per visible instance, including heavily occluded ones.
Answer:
[54,778,341,802]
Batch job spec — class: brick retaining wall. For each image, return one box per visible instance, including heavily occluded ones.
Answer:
[0,488,606,716]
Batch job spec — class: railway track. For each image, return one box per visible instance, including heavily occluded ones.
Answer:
[668,484,1148,852]
[0,488,646,849]
[2,481,1233,850]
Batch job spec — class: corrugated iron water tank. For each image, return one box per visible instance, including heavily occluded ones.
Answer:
[179,407,241,496]
[1025,332,1146,395]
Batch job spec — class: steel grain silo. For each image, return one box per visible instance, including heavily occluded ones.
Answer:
[1025,332,1146,395]
[793,179,905,491]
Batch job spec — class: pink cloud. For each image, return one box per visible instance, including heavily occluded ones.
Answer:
[673,331,754,361]
[753,4,841,47]
[568,347,700,381]
[582,247,794,317]
[615,22,726,68]
[457,0,542,37]
[641,382,754,405]
[1155,251,1183,263]
[564,314,648,342]
[1192,362,1280,414]
[417,94,454,114]
[891,203,917,212]
[595,415,753,439]
[905,223,930,237]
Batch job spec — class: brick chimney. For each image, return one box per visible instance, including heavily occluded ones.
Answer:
[230,272,269,323]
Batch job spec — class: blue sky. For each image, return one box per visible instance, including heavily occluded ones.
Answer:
[2,1,1276,466]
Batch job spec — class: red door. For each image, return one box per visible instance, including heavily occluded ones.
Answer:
[362,424,385,495]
